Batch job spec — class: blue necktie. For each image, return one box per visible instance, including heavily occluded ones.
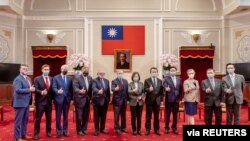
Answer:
[64,76,67,87]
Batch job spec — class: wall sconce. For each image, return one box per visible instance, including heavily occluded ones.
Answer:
[46,34,54,43]
[192,34,200,43]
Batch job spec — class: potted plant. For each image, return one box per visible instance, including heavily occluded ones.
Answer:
[159,54,179,77]
[68,53,89,76]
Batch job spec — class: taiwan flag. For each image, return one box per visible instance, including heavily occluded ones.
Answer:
[102,25,145,55]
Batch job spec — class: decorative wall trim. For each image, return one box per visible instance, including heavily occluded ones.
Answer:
[163,29,171,54]
[222,0,237,10]
[30,0,72,11]
[175,0,217,12]
[0,24,16,63]
[163,0,171,11]
[0,12,19,20]
[238,35,250,62]
[12,0,25,10]
[76,0,84,11]
[84,0,163,12]
[23,15,223,21]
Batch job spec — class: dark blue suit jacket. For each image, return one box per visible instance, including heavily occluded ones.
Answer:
[111,78,128,106]
[163,76,182,103]
[92,77,110,106]
[34,75,53,106]
[52,74,73,105]
[13,75,32,108]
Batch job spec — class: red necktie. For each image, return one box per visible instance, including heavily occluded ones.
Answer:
[45,77,50,89]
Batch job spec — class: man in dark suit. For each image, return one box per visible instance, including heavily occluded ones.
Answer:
[116,52,130,69]
[144,67,163,136]
[111,70,129,135]
[73,66,92,136]
[52,64,73,138]
[202,68,223,125]
[92,70,110,136]
[222,63,245,125]
[33,64,53,140]
[13,64,35,141]
[163,66,182,134]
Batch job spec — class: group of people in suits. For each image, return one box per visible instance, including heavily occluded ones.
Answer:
[12,63,245,141]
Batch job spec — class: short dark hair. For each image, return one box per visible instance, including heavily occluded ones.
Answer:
[131,72,140,81]
[20,64,28,68]
[119,52,127,59]
[206,68,214,72]
[226,63,235,68]
[170,66,177,70]
[150,67,158,73]
[41,64,50,70]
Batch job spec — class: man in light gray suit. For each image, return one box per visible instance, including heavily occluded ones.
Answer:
[222,63,246,125]
[202,68,224,125]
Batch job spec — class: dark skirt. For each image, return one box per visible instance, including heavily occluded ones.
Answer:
[184,101,197,115]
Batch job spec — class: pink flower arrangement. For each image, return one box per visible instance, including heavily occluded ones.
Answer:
[159,54,179,70]
[68,53,89,70]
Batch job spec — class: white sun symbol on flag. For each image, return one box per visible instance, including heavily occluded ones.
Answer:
[107,28,117,38]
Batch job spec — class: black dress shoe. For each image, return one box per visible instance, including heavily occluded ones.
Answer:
[155,131,161,136]
[173,129,179,135]
[115,130,121,135]
[33,135,38,140]
[165,129,169,134]
[101,129,109,134]
[82,130,88,135]
[132,131,137,135]
[137,131,142,136]
[94,131,99,136]
[63,132,69,137]
[47,132,51,137]
[77,131,84,136]
[57,134,62,138]
[121,129,127,133]
[145,130,150,136]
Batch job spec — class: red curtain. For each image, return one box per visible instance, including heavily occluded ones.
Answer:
[32,46,67,78]
[180,46,215,102]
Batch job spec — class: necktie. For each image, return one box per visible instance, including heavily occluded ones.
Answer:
[172,77,176,87]
[101,79,105,89]
[210,79,215,90]
[45,77,50,89]
[84,77,89,90]
[230,76,235,87]
[64,76,67,87]
[152,78,155,87]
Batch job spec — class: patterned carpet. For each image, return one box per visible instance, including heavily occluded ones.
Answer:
[0,104,249,141]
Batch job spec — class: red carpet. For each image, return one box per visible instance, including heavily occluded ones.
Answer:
[0,105,249,141]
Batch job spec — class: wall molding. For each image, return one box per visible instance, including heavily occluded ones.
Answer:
[0,24,16,63]
[222,0,237,10]
[163,0,171,11]
[12,0,25,10]
[84,0,163,12]
[30,0,72,11]
[23,15,223,21]
[175,0,217,12]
